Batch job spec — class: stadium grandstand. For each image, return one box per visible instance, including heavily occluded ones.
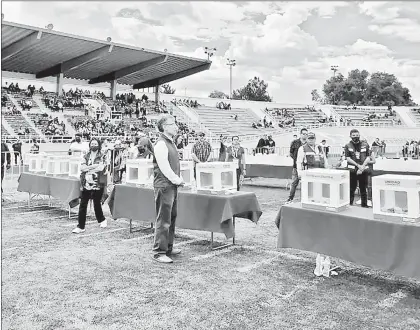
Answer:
[2,19,420,159]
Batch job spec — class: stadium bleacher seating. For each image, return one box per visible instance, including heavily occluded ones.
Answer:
[195,105,276,137]
[333,106,401,125]
[410,108,420,125]
[2,124,11,137]
[2,112,39,137]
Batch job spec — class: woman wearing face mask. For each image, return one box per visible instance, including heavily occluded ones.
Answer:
[72,138,107,234]
[225,136,246,191]
[174,134,184,160]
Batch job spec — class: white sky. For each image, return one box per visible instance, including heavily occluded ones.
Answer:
[2,1,420,103]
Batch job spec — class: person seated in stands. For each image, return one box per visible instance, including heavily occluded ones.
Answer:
[252,122,258,129]
[257,120,263,128]
[17,126,25,136]
[234,114,238,121]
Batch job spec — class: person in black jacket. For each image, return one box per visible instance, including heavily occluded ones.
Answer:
[1,142,12,195]
[344,129,371,207]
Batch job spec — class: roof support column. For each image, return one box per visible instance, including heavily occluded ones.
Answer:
[155,84,160,112]
[110,80,117,101]
[56,73,64,96]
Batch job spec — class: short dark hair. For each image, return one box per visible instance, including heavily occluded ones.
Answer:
[156,114,174,133]
[300,128,308,134]
[350,129,359,135]
[232,135,239,141]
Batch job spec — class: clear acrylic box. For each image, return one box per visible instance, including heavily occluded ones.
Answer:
[301,168,350,212]
[46,155,70,176]
[125,159,154,185]
[28,153,48,173]
[180,161,194,186]
[196,161,237,192]
[372,174,420,223]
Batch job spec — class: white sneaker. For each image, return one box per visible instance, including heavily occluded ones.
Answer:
[72,227,85,234]
[99,220,107,228]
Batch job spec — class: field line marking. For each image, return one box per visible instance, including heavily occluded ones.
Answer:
[2,246,24,252]
[378,290,407,308]
[62,220,96,227]
[174,238,202,247]
[2,205,47,210]
[190,246,237,261]
[237,255,280,273]
[127,233,155,241]
[77,228,126,238]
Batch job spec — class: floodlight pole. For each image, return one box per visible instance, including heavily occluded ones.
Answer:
[330,65,339,105]
[227,59,236,100]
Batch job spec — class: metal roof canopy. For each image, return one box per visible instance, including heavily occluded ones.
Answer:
[1,21,211,88]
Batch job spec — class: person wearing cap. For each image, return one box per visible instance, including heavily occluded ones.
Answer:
[295,132,327,179]
[131,136,154,159]
[191,131,212,178]
[152,114,184,263]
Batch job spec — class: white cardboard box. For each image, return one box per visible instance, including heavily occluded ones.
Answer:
[196,161,237,192]
[125,159,154,185]
[180,161,194,186]
[68,155,83,178]
[301,168,350,212]
[46,155,70,176]
[372,174,420,223]
[28,153,48,173]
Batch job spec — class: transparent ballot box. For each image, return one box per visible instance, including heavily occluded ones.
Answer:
[46,155,70,176]
[301,168,350,212]
[68,155,83,178]
[372,175,420,223]
[180,161,194,186]
[28,153,48,173]
[196,161,237,192]
[125,159,154,185]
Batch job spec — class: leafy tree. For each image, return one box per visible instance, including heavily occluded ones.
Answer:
[232,77,272,102]
[209,90,229,99]
[311,89,322,102]
[320,69,415,106]
[160,83,176,94]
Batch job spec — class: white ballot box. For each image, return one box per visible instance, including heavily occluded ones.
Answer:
[46,155,70,176]
[28,153,48,173]
[196,161,237,192]
[126,159,154,185]
[68,155,83,178]
[372,174,420,223]
[180,161,194,186]
[301,168,350,212]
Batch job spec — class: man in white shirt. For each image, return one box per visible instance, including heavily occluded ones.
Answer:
[68,133,89,155]
[152,114,184,263]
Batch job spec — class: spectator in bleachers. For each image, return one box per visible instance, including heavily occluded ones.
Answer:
[133,136,154,159]
[381,140,387,156]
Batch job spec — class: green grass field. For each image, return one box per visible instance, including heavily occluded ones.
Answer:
[1,181,419,330]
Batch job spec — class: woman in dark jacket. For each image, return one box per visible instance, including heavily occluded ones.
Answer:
[72,138,107,234]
